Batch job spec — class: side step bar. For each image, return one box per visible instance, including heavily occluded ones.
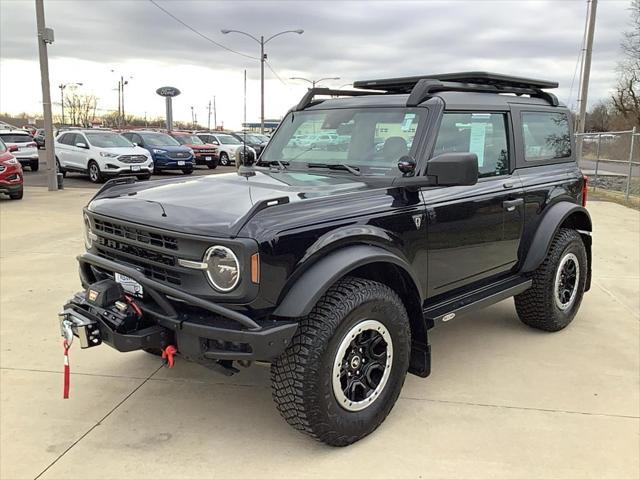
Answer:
[423,276,532,325]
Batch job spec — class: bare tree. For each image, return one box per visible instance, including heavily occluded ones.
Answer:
[64,92,98,127]
[612,0,640,127]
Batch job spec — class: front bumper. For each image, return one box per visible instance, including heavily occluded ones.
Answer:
[69,252,296,361]
[102,163,153,176]
[153,155,194,169]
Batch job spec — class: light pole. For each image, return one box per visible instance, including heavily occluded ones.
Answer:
[58,82,82,126]
[290,76,340,88]
[111,70,132,127]
[221,28,304,133]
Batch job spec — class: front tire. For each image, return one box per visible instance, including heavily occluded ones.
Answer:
[515,228,587,332]
[182,167,193,175]
[219,152,229,166]
[30,160,39,171]
[87,161,103,183]
[207,160,218,169]
[9,188,23,200]
[55,158,66,178]
[271,277,411,446]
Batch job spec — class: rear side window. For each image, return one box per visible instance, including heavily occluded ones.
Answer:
[0,133,32,143]
[433,112,509,178]
[521,112,571,161]
[58,133,72,145]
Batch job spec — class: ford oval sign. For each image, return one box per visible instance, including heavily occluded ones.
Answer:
[156,86,181,97]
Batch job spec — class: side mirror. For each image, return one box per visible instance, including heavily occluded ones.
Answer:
[75,142,88,149]
[132,142,138,147]
[427,152,478,186]
[397,155,416,175]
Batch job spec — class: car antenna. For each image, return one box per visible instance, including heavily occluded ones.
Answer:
[145,200,167,217]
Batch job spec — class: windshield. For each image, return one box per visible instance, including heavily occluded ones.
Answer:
[0,133,32,144]
[253,134,269,142]
[235,133,263,143]
[260,108,424,175]
[174,134,204,145]
[86,132,133,148]
[141,133,180,147]
[218,134,241,145]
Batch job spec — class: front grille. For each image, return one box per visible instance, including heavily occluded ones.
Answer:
[196,149,217,154]
[118,154,148,164]
[97,236,176,266]
[167,151,189,159]
[93,218,178,250]
[96,247,181,285]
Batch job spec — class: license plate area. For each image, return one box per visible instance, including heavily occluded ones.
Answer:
[115,272,144,297]
[177,160,185,166]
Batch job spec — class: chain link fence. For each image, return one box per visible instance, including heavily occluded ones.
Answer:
[576,127,639,200]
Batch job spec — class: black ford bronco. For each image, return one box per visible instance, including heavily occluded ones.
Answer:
[59,72,591,446]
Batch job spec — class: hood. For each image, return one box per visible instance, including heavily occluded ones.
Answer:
[147,144,191,153]
[88,169,387,238]
[99,146,148,156]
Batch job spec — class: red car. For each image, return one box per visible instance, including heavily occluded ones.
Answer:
[0,138,24,200]
[168,131,219,169]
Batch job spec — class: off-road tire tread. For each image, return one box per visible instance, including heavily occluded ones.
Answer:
[270,276,410,446]
[514,228,585,332]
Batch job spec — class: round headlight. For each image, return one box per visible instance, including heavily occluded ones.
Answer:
[83,214,93,249]
[204,246,240,292]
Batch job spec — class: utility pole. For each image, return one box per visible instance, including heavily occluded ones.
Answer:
[190,106,195,129]
[59,85,65,125]
[243,70,247,132]
[575,0,598,164]
[35,0,57,191]
[117,78,122,125]
[207,100,211,130]
[213,96,217,130]
[221,29,303,134]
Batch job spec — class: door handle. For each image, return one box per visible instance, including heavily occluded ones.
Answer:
[503,182,514,189]
[502,198,524,212]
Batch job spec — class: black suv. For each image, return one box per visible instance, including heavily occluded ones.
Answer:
[59,72,591,446]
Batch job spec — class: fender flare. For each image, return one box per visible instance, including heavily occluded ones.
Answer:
[521,202,592,273]
[273,244,423,318]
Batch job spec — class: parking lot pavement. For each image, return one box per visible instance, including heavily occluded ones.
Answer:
[1,188,638,480]
[24,152,236,189]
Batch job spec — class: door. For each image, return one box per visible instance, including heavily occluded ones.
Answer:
[425,111,524,297]
[56,133,75,167]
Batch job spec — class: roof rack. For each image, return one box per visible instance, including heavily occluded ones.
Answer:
[294,87,383,111]
[353,71,559,107]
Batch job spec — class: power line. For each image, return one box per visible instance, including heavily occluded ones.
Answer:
[148,0,258,61]
[264,60,288,85]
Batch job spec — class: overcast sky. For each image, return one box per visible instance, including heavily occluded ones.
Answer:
[0,0,632,129]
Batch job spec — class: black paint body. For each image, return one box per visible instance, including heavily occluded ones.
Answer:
[80,90,591,373]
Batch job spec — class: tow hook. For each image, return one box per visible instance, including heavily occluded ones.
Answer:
[161,345,177,368]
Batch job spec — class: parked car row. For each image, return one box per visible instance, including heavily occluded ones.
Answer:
[53,128,267,184]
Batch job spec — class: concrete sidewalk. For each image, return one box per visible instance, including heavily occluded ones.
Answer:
[1,188,638,480]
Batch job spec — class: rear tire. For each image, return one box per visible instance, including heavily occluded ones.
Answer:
[88,161,103,183]
[515,228,587,332]
[271,277,411,446]
[30,160,39,171]
[55,158,66,178]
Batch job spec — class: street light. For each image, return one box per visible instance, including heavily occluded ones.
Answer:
[58,82,82,126]
[221,28,304,133]
[290,76,340,88]
[111,70,132,127]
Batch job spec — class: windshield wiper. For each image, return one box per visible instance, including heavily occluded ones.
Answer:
[307,162,361,176]
[258,159,288,171]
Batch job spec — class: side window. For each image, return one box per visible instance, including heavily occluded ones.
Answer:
[521,112,571,161]
[75,134,87,146]
[58,133,69,145]
[433,112,509,178]
[121,133,131,141]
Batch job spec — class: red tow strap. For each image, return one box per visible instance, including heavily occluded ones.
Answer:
[63,340,71,399]
[161,345,177,368]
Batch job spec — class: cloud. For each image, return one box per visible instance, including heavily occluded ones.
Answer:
[0,0,630,127]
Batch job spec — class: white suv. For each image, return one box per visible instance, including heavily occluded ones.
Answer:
[195,132,256,166]
[55,130,153,183]
[0,130,39,171]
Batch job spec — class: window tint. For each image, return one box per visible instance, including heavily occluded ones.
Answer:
[0,133,32,143]
[59,133,75,145]
[433,112,509,178]
[521,112,571,161]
